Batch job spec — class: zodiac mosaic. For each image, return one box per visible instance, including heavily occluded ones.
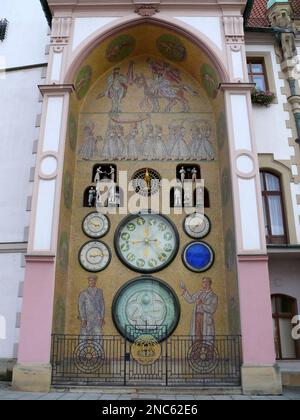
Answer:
[106,34,136,62]
[75,65,92,100]
[157,34,187,62]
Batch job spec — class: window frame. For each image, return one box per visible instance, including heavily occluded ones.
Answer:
[247,58,269,92]
[272,294,299,360]
[260,170,288,245]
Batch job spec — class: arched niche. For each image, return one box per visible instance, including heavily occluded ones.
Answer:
[55,22,240,339]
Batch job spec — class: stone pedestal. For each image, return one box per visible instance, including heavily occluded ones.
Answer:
[12,364,52,393]
[242,365,282,395]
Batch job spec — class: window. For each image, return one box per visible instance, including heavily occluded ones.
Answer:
[260,171,287,244]
[272,295,299,360]
[247,58,268,91]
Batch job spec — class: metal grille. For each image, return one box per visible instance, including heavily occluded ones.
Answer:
[51,334,242,387]
[51,335,125,386]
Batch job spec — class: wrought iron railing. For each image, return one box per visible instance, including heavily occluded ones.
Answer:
[51,334,242,387]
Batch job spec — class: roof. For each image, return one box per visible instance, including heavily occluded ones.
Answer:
[39,0,52,27]
[245,0,300,29]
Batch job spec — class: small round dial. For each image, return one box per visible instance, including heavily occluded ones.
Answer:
[82,212,110,239]
[79,241,111,272]
[115,213,179,273]
[184,213,211,239]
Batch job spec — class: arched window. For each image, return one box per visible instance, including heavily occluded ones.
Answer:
[260,171,287,244]
[272,295,299,360]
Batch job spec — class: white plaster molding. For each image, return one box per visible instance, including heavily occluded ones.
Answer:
[72,17,118,52]
[174,16,223,52]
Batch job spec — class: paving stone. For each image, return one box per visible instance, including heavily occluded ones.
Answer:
[157,395,177,400]
[99,394,121,400]
[18,393,45,400]
[134,394,158,400]
[194,395,214,400]
[38,393,65,400]
[79,393,102,400]
[175,395,195,400]
[231,395,252,400]
[58,393,83,400]
[212,395,233,400]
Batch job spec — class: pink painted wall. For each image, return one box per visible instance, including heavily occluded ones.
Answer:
[17,258,56,364]
[238,256,276,365]
[269,256,300,310]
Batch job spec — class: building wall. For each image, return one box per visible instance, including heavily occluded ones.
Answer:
[0,0,48,362]
[245,44,293,161]
[269,257,300,311]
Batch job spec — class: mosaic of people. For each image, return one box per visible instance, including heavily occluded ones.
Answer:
[78,275,105,338]
[180,277,218,340]
[78,58,216,161]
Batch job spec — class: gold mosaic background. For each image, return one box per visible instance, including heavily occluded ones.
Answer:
[53,24,240,338]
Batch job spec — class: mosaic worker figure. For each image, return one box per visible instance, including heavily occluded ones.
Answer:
[180,278,218,340]
[78,275,105,337]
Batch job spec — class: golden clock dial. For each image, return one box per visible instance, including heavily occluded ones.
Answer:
[131,168,161,197]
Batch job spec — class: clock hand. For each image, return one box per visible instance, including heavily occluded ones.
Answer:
[91,221,101,227]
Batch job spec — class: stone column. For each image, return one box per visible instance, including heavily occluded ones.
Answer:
[12,84,74,392]
[220,82,282,395]
[221,12,282,394]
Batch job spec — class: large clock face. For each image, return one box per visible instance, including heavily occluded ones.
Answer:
[112,277,180,342]
[115,213,179,273]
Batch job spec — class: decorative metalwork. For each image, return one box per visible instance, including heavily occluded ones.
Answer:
[73,340,105,373]
[0,19,8,42]
[187,340,219,374]
[131,168,161,197]
[131,335,162,366]
[51,334,242,387]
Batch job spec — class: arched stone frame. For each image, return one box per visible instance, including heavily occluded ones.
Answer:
[13,12,282,395]
[259,154,298,244]
[63,16,230,86]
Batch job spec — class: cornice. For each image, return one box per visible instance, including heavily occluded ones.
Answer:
[38,84,75,96]
[46,0,247,14]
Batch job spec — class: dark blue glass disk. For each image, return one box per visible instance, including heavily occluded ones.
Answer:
[183,242,214,272]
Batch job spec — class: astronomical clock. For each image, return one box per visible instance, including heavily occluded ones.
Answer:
[79,166,215,341]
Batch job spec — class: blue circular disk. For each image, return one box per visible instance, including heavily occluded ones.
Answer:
[183,242,214,272]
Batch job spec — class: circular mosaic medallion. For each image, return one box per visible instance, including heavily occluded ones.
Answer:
[183,242,214,273]
[131,335,162,365]
[75,65,92,100]
[106,34,136,62]
[157,34,187,62]
[73,341,105,373]
[187,340,219,373]
[201,63,219,99]
[112,277,180,342]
